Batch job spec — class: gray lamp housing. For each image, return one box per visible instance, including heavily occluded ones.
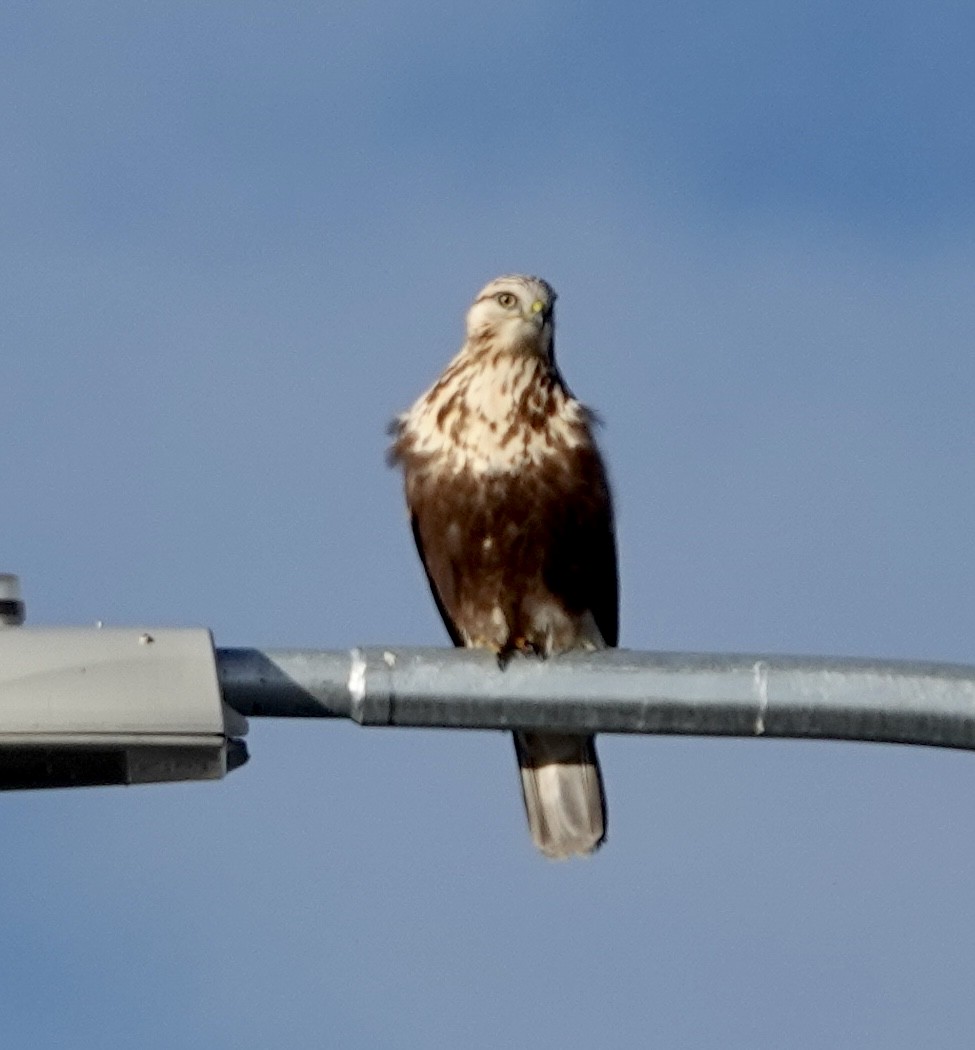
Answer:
[0,627,247,790]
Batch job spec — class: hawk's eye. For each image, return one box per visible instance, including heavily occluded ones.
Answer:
[496,292,517,308]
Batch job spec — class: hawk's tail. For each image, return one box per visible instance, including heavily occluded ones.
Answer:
[513,731,606,859]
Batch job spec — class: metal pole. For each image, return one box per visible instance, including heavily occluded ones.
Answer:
[216,646,975,752]
[0,575,25,627]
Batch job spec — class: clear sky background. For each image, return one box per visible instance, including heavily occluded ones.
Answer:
[4,2,975,1047]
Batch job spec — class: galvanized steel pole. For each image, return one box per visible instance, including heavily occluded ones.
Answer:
[216,647,975,752]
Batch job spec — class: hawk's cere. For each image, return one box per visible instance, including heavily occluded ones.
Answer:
[389,274,619,859]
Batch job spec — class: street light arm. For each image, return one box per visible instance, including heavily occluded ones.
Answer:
[216,646,975,751]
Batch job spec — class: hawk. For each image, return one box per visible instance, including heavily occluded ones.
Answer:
[389,274,618,858]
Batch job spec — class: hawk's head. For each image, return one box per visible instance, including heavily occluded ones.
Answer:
[465,274,557,360]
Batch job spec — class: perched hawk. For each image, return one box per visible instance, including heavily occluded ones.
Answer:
[389,274,618,858]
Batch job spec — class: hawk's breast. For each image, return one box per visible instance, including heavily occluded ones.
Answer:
[392,346,617,655]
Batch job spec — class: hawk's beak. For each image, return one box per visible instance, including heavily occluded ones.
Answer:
[529,300,551,325]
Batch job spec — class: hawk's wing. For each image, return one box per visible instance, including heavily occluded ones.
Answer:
[578,495,618,648]
[410,512,465,648]
[541,445,619,648]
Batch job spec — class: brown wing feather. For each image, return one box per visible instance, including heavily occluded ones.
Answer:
[410,512,465,648]
[585,508,619,648]
[540,445,619,648]
[591,494,619,647]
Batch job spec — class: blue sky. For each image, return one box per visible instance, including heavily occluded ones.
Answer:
[3,2,975,1046]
